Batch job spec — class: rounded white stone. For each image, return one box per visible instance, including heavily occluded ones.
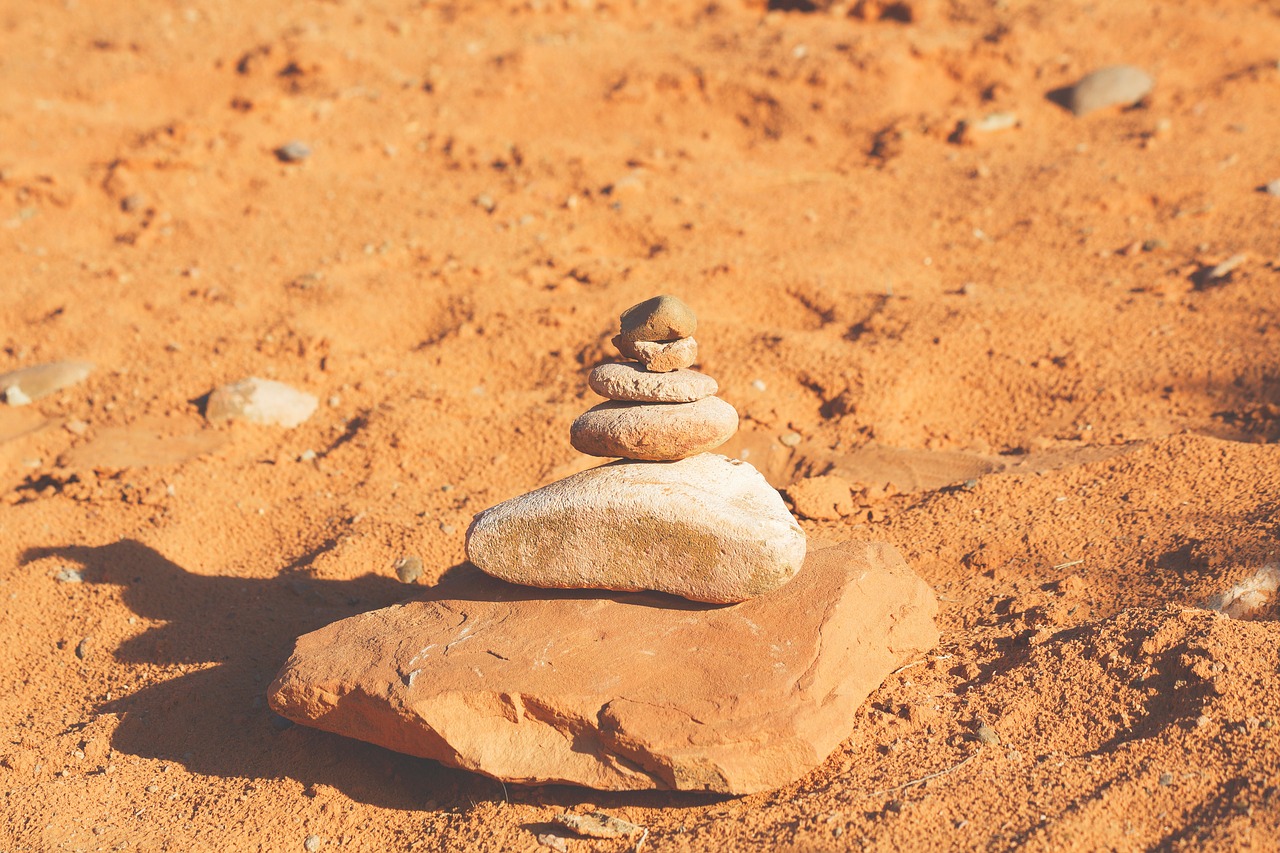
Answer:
[465,453,807,603]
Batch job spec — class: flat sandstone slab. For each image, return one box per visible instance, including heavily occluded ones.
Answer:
[467,454,804,602]
[268,540,939,794]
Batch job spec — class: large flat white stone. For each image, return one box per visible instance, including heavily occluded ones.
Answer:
[466,454,804,603]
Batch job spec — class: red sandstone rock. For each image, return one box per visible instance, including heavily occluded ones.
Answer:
[268,541,938,794]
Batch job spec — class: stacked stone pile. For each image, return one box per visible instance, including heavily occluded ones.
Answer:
[571,295,737,461]
[268,295,940,795]
[468,295,805,604]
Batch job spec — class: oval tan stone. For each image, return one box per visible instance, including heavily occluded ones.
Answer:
[611,335,697,372]
[588,363,716,403]
[570,397,737,461]
[465,453,806,603]
[1065,65,1153,116]
[0,361,94,406]
[616,294,696,343]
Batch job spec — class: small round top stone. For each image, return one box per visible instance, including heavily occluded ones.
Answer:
[617,295,696,343]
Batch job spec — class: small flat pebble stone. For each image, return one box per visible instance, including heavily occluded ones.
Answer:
[276,141,311,162]
[616,295,696,343]
[1263,179,1280,196]
[206,377,318,428]
[570,397,738,461]
[611,335,697,372]
[0,361,94,406]
[394,556,424,584]
[588,363,716,403]
[1065,65,1153,116]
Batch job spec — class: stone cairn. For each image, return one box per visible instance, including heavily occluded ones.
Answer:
[269,295,940,795]
[466,294,807,604]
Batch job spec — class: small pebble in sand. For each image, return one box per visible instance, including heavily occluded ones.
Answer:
[975,722,1000,744]
[394,556,424,584]
[751,379,767,391]
[1263,179,1280,196]
[552,811,645,840]
[75,637,91,660]
[1063,65,1153,116]
[0,361,94,406]
[275,141,311,163]
[536,834,567,852]
[206,377,318,428]
[1203,253,1247,283]
[779,431,803,447]
[55,568,83,584]
[1159,772,1174,786]
[439,523,456,534]
[303,835,322,852]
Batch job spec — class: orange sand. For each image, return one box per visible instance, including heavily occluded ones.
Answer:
[2,0,1278,849]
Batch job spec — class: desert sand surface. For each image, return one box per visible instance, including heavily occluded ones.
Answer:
[2,0,1280,849]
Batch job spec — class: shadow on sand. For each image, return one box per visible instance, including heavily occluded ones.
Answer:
[20,539,725,812]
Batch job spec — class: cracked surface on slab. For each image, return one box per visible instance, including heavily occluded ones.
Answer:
[268,540,938,794]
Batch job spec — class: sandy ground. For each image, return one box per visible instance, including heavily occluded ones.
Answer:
[2,0,1280,849]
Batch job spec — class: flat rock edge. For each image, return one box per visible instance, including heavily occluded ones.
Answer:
[267,541,940,795]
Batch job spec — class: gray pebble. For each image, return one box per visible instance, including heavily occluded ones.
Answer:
[55,568,83,584]
[1158,771,1174,786]
[275,141,312,163]
[1064,66,1153,116]
[75,637,91,659]
[975,723,1000,745]
[303,835,322,852]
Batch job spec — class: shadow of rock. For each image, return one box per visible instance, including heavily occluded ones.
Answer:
[18,540,723,811]
[19,540,495,809]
